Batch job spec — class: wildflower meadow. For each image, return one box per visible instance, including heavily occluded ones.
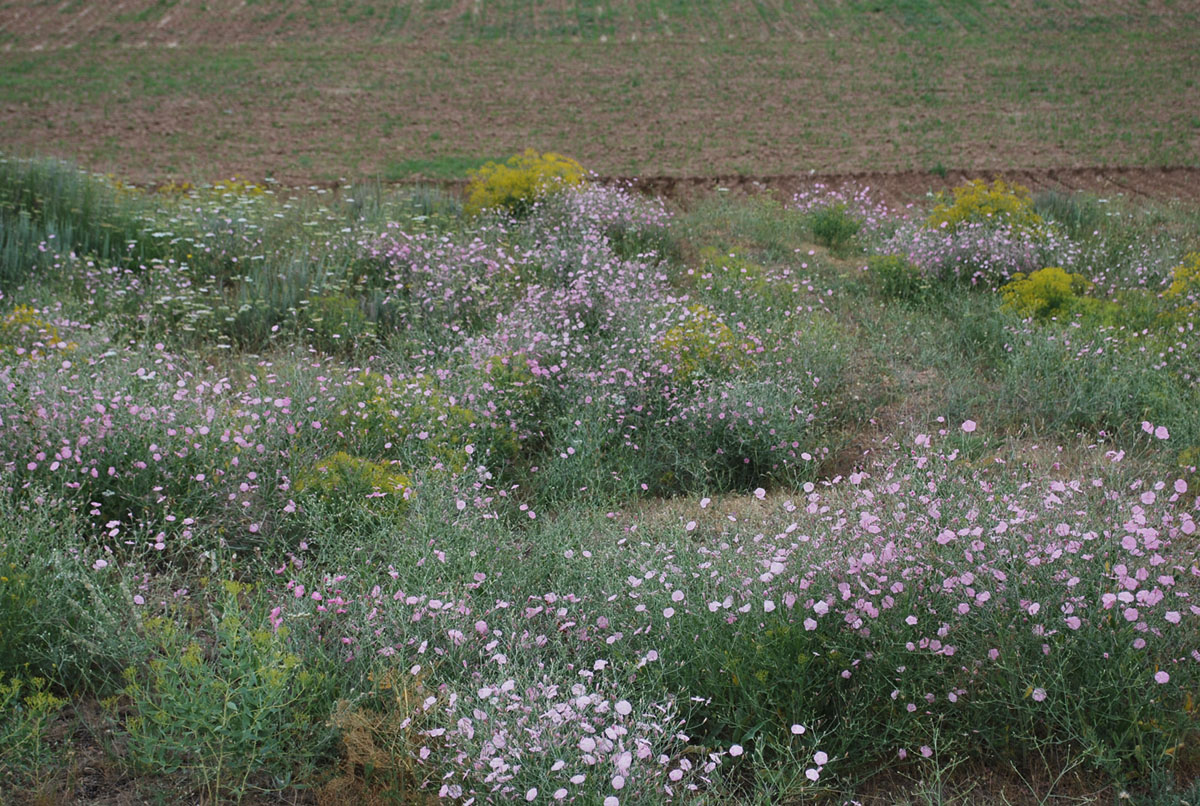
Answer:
[0,154,1197,804]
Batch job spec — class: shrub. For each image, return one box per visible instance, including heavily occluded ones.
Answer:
[1000,266,1118,323]
[0,674,70,796]
[1001,266,1089,319]
[655,303,746,383]
[927,178,1044,234]
[867,254,927,300]
[1160,251,1200,326]
[333,372,483,473]
[294,452,412,513]
[464,149,586,217]
[115,583,332,801]
[302,293,374,355]
[808,203,862,252]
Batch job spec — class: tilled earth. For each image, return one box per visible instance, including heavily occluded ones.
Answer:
[1,3,1198,190]
[604,167,1200,205]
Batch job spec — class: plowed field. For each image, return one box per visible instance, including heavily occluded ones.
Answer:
[1,1,1198,194]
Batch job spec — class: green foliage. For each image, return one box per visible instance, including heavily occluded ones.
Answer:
[116,583,333,801]
[333,372,484,472]
[0,156,160,285]
[464,149,586,217]
[1033,189,1104,238]
[928,178,1044,233]
[0,674,70,795]
[699,246,770,294]
[868,253,927,301]
[0,497,149,690]
[1160,251,1200,326]
[1000,266,1107,321]
[294,452,412,513]
[481,352,545,458]
[996,327,1200,447]
[808,203,862,252]
[654,303,746,383]
[302,293,374,355]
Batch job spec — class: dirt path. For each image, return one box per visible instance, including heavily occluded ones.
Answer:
[395,167,1200,205]
[626,167,1200,204]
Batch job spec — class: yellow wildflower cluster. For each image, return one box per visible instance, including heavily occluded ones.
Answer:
[928,178,1044,234]
[1157,252,1200,327]
[0,305,74,359]
[1000,267,1117,322]
[465,149,586,216]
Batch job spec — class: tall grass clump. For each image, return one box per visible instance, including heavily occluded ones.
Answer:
[0,156,159,286]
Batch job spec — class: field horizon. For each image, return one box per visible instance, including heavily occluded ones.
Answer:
[2,1,1198,184]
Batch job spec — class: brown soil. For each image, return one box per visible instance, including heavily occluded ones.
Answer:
[604,166,1200,205]
[1,26,1197,188]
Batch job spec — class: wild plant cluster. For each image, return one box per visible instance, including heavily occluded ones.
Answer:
[0,157,1197,803]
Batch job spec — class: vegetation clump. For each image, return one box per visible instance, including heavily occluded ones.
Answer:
[464,149,586,217]
[334,372,486,472]
[302,293,374,354]
[1000,266,1104,320]
[655,303,746,382]
[294,451,412,509]
[868,253,927,300]
[928,178,1044,234]
[809,202,862,252]
[1160,251,1200,325]
[0,305,73,358]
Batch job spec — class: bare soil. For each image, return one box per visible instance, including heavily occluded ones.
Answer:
[606,167,1200,205]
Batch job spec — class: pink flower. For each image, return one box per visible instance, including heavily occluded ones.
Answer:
[1155,670,1170,684]
[961,419,977,433]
